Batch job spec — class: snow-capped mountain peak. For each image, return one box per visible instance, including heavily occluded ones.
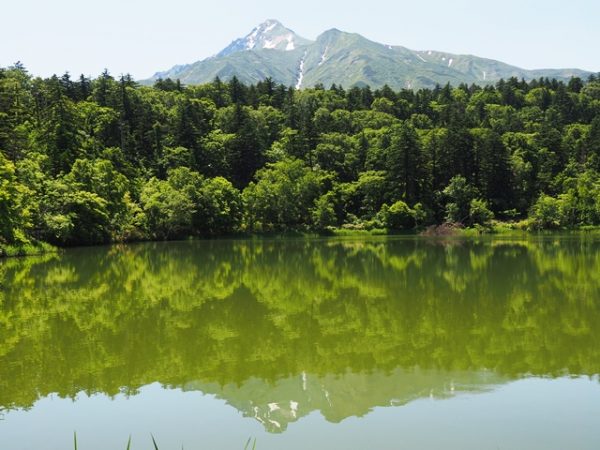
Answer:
[216,20,312,57]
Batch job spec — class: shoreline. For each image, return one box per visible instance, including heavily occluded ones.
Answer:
[0,241,58,258]
[2,224,600,259]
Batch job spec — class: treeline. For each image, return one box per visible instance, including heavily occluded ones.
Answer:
[1,62,600,247]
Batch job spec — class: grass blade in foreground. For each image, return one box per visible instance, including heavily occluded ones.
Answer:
[151,434,160,450]
[244,437,257,450]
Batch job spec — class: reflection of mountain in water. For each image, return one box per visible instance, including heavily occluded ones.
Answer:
[1,237,599,431]
[185,368,505,432]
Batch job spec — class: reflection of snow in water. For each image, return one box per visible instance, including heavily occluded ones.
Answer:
[323,388,332,406]
[290,400,298,418]
[268,402,280,412]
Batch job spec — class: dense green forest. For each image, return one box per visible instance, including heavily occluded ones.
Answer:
[1,62,600,250]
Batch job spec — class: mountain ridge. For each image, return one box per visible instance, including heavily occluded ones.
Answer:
[216,19,313,57]
[144,20,591,89]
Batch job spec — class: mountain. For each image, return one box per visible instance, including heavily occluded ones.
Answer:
[144,20,591,89]
[216,19,312,57]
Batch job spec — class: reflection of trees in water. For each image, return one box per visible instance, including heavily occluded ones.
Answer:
[0,237,599,420]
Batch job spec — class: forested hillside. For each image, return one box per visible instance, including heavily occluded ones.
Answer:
[1,63,600,250]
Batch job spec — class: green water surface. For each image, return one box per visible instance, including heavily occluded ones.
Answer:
[1,237,599,449]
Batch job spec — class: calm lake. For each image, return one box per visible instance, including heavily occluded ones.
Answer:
[1,236,599,449]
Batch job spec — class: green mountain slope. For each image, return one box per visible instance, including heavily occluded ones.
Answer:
[143,20,591,89]
[153,48,306,87]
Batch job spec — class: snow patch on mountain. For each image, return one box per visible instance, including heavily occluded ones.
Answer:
[217,20,308,57]
[319,46,330,66]
[286,36,296,51]
[246,27,259,50]
[296,51,307,89]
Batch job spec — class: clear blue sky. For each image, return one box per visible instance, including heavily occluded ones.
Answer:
[2,0,599,79]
